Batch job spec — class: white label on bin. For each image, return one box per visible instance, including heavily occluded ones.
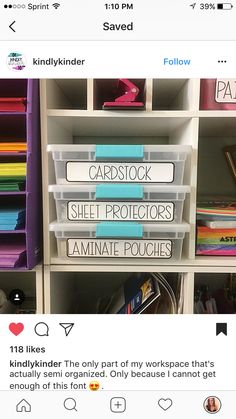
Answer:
[67,201,174,222]
[215,79,236,103]
[66,162,174,183]
[67,239,172,259]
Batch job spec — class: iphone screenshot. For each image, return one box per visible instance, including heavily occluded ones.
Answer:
[0,0,235,417]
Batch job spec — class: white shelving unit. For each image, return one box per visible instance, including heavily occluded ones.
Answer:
[40,78,236,314]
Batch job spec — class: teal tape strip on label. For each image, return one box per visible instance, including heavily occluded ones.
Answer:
[96,222,143,238]
[96,184,144,199]
[95,145,144,160]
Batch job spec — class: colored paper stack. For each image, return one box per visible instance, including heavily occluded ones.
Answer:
[196,202,236,255]
[0,98,26,112]
[0,208,26,231]
[0,241,26,268]
[0,79,41,269]
[0,162,26,192]
[0,142,27,153]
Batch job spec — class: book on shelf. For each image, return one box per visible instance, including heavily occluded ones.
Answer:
[104,273,161,314]
[97,272,182,315]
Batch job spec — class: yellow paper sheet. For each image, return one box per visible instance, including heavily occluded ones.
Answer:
[0,163,26,177]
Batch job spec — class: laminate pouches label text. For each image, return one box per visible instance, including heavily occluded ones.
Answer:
[67,239,172,258]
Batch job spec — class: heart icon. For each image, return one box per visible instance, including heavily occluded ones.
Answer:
[158,398,173,411]
[9,323,24,336]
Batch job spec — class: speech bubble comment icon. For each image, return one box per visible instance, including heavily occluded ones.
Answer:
[34,322,49,337]
[64,398,77,411]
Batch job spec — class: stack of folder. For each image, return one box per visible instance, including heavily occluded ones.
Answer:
[0,162,26,191]
[196,202,236,255]
[0,208,26,230]
[197,226,236,255]
[197,205,236,221]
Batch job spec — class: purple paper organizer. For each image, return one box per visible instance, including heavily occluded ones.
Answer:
[0,79,41,269]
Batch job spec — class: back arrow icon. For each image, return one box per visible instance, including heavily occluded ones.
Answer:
[9,21,16,32]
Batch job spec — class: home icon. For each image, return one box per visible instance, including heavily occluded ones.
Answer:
[16,399,31,413]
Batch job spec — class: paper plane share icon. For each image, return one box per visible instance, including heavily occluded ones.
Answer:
[59,323,74,336]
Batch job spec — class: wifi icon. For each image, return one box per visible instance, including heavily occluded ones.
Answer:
[52,3,60,9]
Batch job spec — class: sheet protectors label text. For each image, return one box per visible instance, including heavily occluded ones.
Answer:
[67,201,174,222]
[66,162,174,183]
[67,239,172,258]
[215,79,236,103]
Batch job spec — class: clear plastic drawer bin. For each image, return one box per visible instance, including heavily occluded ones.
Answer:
[49,184,190,223]
[49,221,190,262]
[48,144,191,186]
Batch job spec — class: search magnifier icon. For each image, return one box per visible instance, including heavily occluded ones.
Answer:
[64,398,77,411]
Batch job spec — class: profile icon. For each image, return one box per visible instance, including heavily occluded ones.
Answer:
[203,396,221,414]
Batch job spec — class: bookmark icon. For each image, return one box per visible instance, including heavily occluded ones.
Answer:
[59,323,74,336]
[216,323,227,336]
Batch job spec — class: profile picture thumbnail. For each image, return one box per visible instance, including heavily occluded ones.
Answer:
[203,396,221,414]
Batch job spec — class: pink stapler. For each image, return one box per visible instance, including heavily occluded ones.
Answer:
[103,79,145,110]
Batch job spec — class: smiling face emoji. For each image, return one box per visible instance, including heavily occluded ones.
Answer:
[89,381,100,391]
